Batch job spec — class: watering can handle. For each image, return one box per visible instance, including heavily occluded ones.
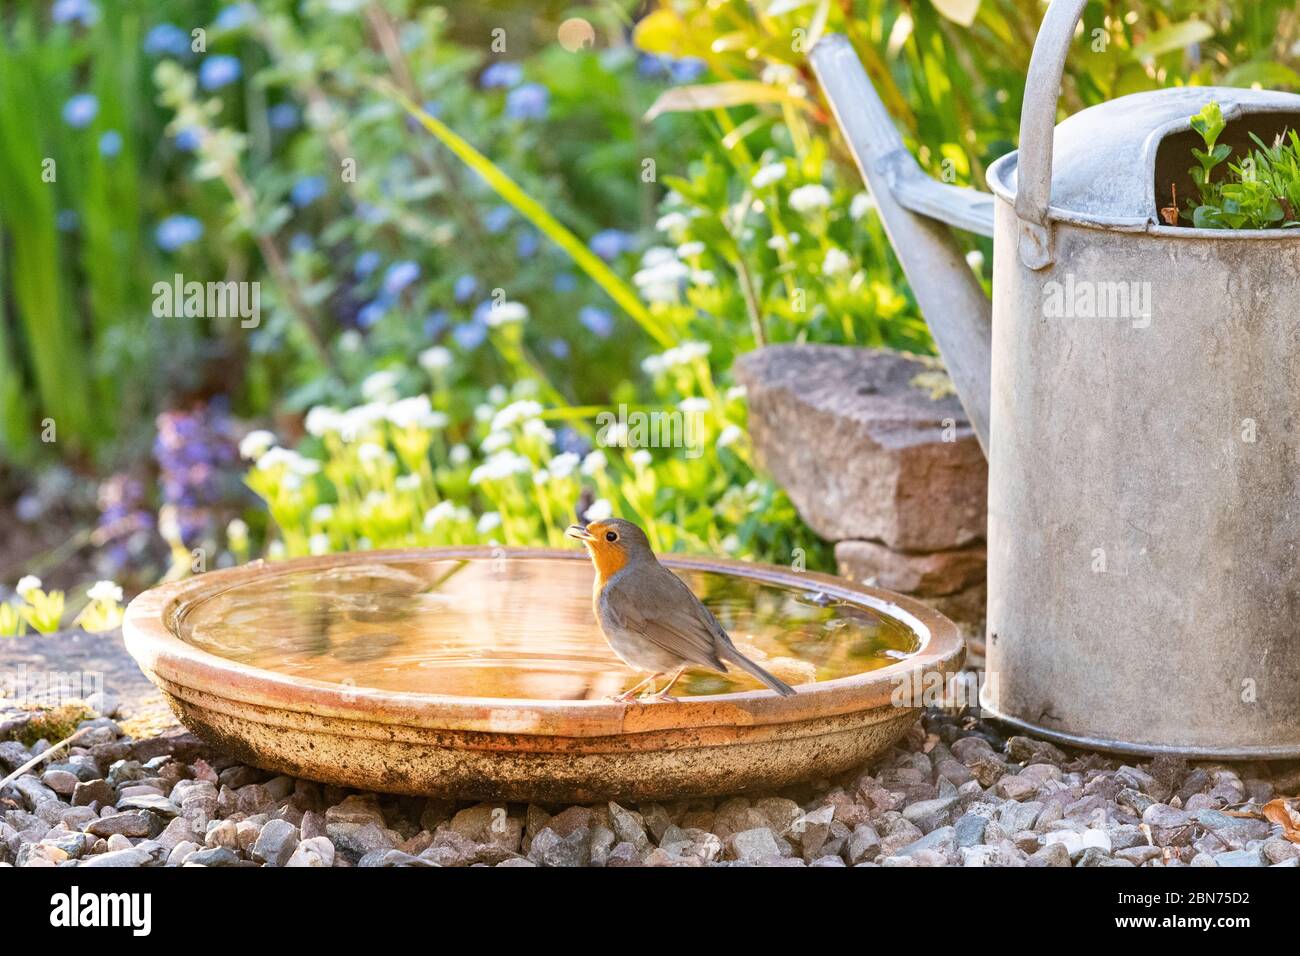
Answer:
[1014,0,1089,269]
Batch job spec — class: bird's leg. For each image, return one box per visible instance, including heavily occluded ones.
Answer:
[612,672,660,702]
[650,667,687,702]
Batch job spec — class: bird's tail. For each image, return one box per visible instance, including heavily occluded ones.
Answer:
[721,647,797,697]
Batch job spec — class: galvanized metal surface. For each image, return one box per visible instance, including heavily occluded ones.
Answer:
[123,549,965,802]
[814,0,1300,756]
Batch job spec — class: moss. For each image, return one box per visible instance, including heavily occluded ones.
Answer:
[8,703,93,748]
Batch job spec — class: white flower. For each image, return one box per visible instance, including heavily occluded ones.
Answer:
[361,369,401,401]
[395,474,422,492]
[267,541,287,560]
[966,249,986,271]
[788,184,832,213]
[523,418,555,444]
[339,402,388,441]
[488,384,509,405]
[532,468,551,486]
[655,212,689,235]
[476,511,502,534]
[641,341,711,375]
[631,449,652,469]
[691,269,716,287]
[717,424,743,447]
[338,330,362,353]
[583,498,613,522]
[548,451,580,479]
[474,403,495,423]
[449,443,470,466]
[726,385,747,401]
[581,450,607,475]
[309,534,331,555]
[601,422,628,448]
[386,394,443,430]
[722,534,740,553]
[311,504,335,523]
[676,241,705,258]
[632,253,689,303]
[256,447,320,476]
[850,191,876,220]
[357,442,388,464]
[226,518,249,544]
[423,501,458,529]
[678,397,710,414]
[822,247,852,276]
[485,301,529,327]
[491,399,544,431]
[239,429,276,461]
[87,580,122,604]
[481,430,512,453]
[418,345,453,371]
[469,451,531,485]
[305,406,344,437]
[751,162,786,189]
[766,235,788,251]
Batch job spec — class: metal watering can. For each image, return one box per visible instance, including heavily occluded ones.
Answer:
[812,0,1300,757]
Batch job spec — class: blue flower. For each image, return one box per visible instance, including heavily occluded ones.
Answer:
[589,228,634,261]
[579,306,613,338]
[290,175,326,207]
[155,215,204,252]
[382,260,420,296]
[516,231,539,259]
[53,0,99,26]
[268,103,299,130]
[548,339,571,359]
[213,4,254,30]
[62,93,98,129]
[173,127,201,151]
[505,83,549,121]
[56,210,80,232]
[670,57,707,84]
[355,251,381,279]
[144,22,189,56]
[289,233,313,254]
[98,130,122,157]
[480,62,523,89]
[453,319,487,350]
[453,274,478,304]
[483,206,511,234]
[357,299,389,329]
[553,273,577,293]
[424,310,449,338]
[199,55,241,91]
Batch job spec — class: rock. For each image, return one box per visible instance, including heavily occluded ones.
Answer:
[1028,842,1071,867]
[185,846,241,867]
[1076,847,1115,867]
[359,849,431,867]
[954,813,988,848]
[40,770,79,796]
[285,837,335,867]
[252,818,299,866]
[994,775,1037,802]
[607,802,650,853]
[1141,804,1194,846]
[1006,736,1067,766]
[1264,837,1300,864]
[835,540,986,597]
[167,841,200,866]
[1116,846,1162,865]
[733,345,986,550]
[0,740,30,773]
[155,816,200,851]
[961,843,1024,867]
[447,804,522,853]
[117,794,180,817]
[12,775,58,809]
[326,821,399,863]
[1214,847,1265,867]
[70,778,114,808]
[80,848,153,868]
[902,796,958,830]
[205,818,239,850]
[85,812,151,839]
[846,824,881,864]
[527,827,591,867]
[997,801,1043,834]
[727,827,784,863]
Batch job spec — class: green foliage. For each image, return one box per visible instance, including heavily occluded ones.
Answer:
[1185,101,1300,229]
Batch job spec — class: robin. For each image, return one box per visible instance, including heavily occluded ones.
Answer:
[566,517,797,701]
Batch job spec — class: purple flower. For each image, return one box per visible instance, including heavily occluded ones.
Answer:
[548,339,570,359]
[483,206,511,234]
[639,54,706,84]
[453,274,478,304]
[173,127,201,151]
[453,319,487,350]
[355,251,381,279]
[589,228,634,261]
[505,83,549,121]
[199,55,241,91]
[516,231,539,259]
[579,306,613,338]
[357,299,389,329]
[424,310,449,338]
[62,93,98,128]
[155,215,204,252]
[153,405,238,548]
[98,130,122,157]
[382,260,420,296]
[144,22,189,56]
[53,0,99,26]
[290,175,326,207]
[480,62,523,89]
[269,103,299,130]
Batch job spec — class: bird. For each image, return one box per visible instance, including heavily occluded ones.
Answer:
[565,517,797,701]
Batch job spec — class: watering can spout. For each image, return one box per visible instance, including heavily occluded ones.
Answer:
[811,33,992,454]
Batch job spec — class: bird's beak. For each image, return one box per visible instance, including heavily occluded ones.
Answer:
[565,523,593,541]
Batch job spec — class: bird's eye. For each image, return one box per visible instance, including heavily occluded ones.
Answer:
[605,531,618,542]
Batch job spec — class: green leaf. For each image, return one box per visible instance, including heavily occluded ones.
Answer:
[1132,20,1215,61]
[1223,62,1300,90]
[644,82,812,121]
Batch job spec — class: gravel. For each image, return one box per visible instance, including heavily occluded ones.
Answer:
[1,709,1297,867]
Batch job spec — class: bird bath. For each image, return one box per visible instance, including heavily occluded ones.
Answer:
[123,548,963,802]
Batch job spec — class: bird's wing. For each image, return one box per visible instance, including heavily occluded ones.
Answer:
[601,567,729,670]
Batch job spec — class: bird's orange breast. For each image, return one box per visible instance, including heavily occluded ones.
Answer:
[588,544,629,587]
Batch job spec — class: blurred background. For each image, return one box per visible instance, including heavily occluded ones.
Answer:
[1,0,1297,630]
